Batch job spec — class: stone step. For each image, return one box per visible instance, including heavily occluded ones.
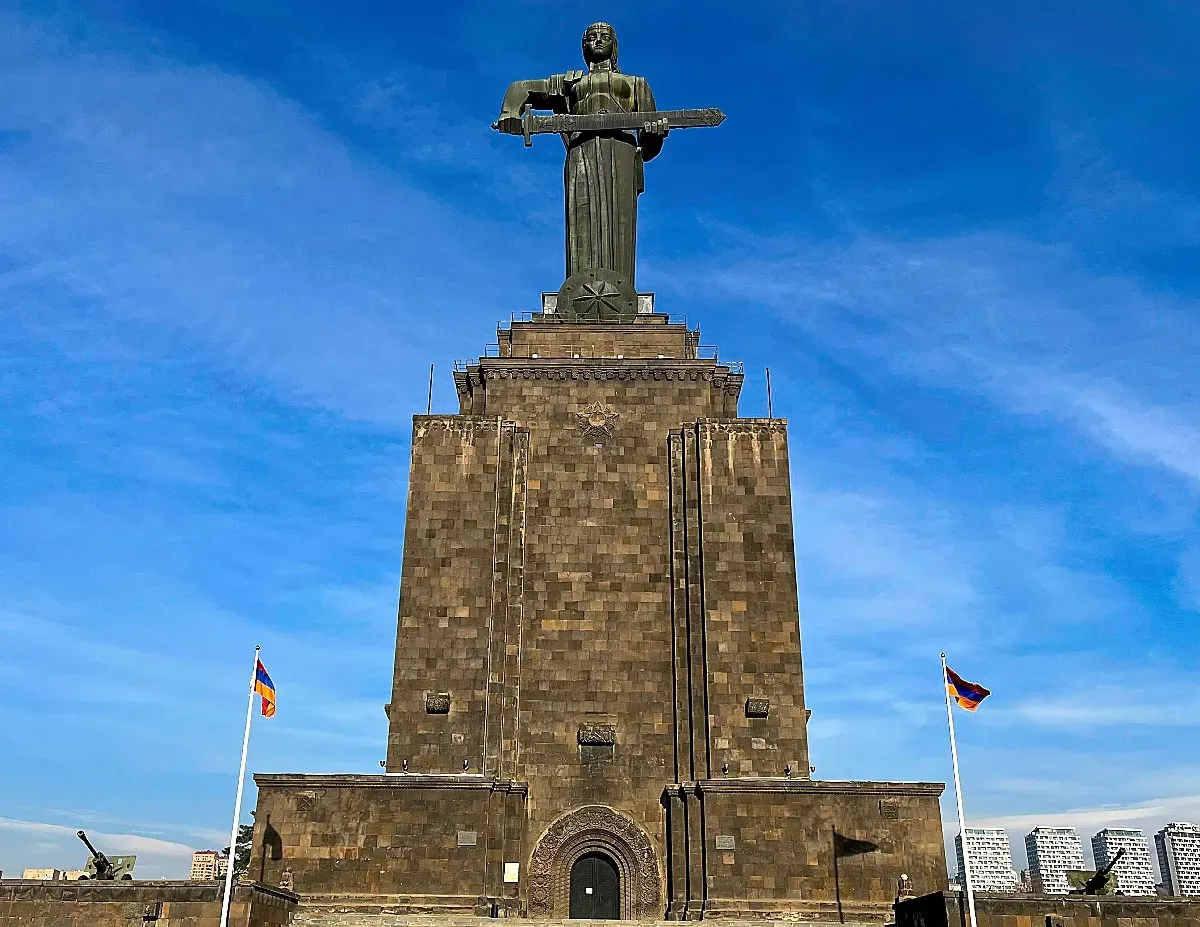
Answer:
[292,915,877,927]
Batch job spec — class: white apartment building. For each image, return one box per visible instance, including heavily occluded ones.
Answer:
[1026,827,1086,894]
[1092,828,1156,895]
[955,828,1018,891]
[189,849,228,881]
[1155,822,1200,897]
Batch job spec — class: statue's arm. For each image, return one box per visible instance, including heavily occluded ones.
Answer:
[496,74,575,133]
[634,77,668,162]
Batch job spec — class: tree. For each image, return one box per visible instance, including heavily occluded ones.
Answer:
[222,824,254,882]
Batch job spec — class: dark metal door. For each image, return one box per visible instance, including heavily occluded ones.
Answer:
[569,852,620,919]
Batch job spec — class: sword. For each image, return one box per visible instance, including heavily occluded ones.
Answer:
[492,107,726,147]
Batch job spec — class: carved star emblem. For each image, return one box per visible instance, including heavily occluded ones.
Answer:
[570,279,624,319]
[576,401,619,440]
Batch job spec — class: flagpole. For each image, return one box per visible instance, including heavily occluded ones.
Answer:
[941,653,978,927]
[220,645,259,927]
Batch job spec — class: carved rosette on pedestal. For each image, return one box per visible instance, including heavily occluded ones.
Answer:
[557,269,639,322]
[527,804,662,919]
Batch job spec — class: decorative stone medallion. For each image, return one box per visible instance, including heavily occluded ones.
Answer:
[576,402,619,440]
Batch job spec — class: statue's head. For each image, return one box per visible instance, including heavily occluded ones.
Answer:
[582,22,619,70]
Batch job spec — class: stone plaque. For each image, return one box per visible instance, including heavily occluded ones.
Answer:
[745,697,770,718]
[504,862,520,883]
[578,723,616,745]
[880,800,900,821]
[426,692,451,714]
[715,835,736,850]
[457,830,478,847]
[452,732,465,745]
[750,737,767,750]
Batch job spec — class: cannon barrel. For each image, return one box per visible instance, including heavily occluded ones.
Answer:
[76,830,115,879]
[77,830,99,857]
[1078,848,1127,895]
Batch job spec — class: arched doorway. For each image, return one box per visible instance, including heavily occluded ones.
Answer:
[527,805,663,919]
[569,852,620,919]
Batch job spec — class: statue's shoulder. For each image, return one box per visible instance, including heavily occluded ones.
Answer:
[544,70,586,95]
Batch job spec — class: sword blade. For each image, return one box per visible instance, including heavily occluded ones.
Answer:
[494,108,726,138]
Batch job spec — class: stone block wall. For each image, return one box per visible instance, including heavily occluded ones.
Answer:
[895,890,1200,927]
[499,316,697,359]
[384,416,502,776]
[0,880,296,927]
[250,774,519,907]
[248,314,946,920]
[692,420,809,779]
[673,779,946,921]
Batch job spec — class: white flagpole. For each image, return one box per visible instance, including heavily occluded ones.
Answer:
[220,645,260,927]
[942,652,978,927]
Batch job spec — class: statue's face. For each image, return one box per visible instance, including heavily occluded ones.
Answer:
[582,24,616,62]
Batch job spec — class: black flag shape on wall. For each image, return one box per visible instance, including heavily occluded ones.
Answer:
[833,832,879,858]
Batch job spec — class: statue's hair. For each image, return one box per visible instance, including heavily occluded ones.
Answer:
[582,22,619,72]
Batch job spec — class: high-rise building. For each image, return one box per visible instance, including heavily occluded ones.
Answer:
[955,828,1017,891]
[1092,828,1156,895]
[1155,822,1200,897]
[189,849,228,881]
[1025,827,1086,894]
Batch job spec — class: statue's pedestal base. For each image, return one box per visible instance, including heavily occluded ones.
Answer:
[251,773,946,922]
[554,269,639,321]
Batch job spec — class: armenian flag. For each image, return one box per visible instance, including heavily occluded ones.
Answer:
[254,659,276,718]
[945,665,990,712]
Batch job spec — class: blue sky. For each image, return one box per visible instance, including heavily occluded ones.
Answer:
[1,0,1198,880]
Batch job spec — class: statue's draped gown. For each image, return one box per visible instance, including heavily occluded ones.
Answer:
[504,69,657,285]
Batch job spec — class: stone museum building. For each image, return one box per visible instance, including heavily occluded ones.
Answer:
[248,22,947,921]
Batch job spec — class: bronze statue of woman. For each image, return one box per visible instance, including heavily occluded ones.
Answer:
[496,23,669,290]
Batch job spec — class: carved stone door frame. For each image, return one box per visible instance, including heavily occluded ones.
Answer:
[527,804,662,919]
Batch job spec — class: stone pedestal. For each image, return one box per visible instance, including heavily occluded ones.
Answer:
[249,310,947,919]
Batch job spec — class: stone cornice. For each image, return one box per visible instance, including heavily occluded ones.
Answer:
[664,778,945,797]
[253,773,528,794]
[454,363,744,389]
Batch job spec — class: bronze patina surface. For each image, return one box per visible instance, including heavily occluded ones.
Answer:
[494,23,721,315]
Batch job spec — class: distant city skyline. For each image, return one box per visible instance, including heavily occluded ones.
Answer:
[950,821,1200,897]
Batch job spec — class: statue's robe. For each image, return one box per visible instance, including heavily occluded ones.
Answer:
[502,70,657,286]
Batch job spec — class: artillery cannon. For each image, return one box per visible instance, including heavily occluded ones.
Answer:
[1067,848,1126,896]
[76,830,136,880]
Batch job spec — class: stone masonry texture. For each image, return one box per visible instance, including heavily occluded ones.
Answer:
[895,891,1200,927]
[250,312,948,920]
[0,880,296,927]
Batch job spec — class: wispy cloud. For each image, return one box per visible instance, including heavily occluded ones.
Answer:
[0,817,196,878]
